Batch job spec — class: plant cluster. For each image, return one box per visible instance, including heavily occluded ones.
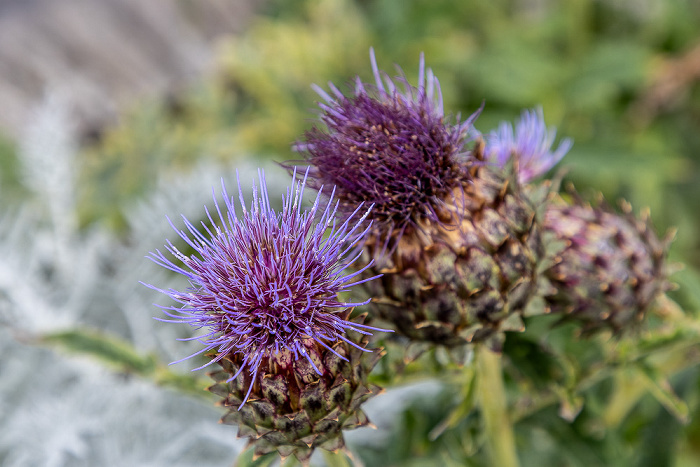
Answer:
[3,2,699,466]
[147,50,680,466]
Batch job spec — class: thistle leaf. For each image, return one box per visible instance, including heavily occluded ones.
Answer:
[637,363,689,425]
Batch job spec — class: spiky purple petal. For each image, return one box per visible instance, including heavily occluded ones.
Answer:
[484,107,572,183]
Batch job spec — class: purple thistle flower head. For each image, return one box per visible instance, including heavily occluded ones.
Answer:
[291,48,481,251]
[484,107,572,183]
[143,170,388,406]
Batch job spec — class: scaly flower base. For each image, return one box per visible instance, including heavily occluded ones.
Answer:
[209,335,384,464]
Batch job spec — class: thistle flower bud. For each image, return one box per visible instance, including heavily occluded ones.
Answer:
[544,190,675,334]
[292,50,550,353]
[143,170,388,462]
[482,110,674,334]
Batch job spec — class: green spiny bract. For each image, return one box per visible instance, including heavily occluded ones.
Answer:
[543,190,675,334]
[208,329,383,464]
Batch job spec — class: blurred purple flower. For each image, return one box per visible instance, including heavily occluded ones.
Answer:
[143,170,386,405]
[291,49,481,251]
[484,107,572,183]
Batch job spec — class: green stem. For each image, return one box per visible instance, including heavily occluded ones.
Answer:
[477,346,520,467]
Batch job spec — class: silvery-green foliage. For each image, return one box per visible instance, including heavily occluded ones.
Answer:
[0,333,243,467]
[1,93,98,334]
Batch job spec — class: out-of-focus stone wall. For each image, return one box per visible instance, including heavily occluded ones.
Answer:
[0,0,260,140]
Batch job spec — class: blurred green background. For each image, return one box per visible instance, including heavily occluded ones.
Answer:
[2,0,700,465]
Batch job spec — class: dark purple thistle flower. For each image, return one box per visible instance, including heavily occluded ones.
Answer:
[484,107,572,183]
[292,49,481,252]
[143,170,387,406]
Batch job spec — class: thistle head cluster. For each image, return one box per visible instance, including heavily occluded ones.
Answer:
[145,49,677,463]
[145,171,385,405]
[295,49,480,250]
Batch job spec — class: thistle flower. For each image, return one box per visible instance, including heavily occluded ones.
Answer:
[293,48,480,252]
[484,107,572,183]
[144,171,388,461]
[293,51,550,353]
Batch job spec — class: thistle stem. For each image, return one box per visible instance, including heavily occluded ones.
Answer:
[477,346,520,467]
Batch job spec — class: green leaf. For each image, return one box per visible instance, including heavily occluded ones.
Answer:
[40,328,157,374]
[602,369,649,428]
[38,328,209,398]
[638,363,690,425]
[429,366,477,440]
